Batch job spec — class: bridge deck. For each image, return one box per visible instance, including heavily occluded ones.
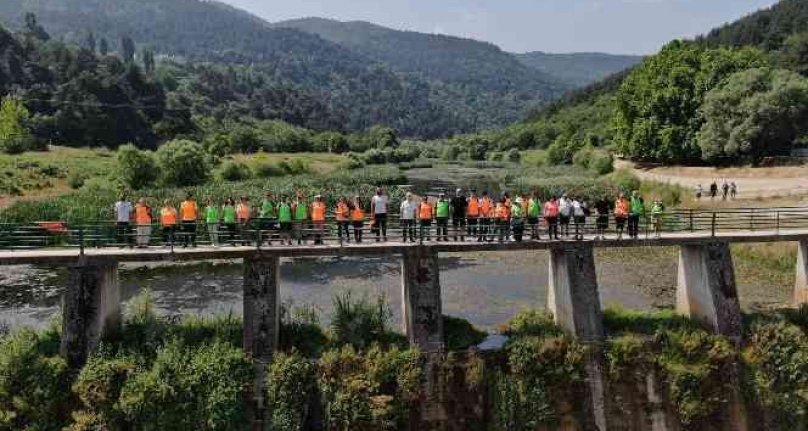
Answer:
[1,228,807,266]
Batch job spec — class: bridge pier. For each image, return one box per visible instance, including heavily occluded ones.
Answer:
[60,258,120,368]
[676,242,742,339]
[243,255,281,430]
[401,247,445,351]
[547,244,607,431]
[795,240,808,305]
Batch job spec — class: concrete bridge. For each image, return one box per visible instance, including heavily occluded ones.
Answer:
[2,228,808,429]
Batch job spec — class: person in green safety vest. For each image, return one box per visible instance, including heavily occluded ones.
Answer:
[222,197,237,246]
[204,197,221,247]
[259,192,277,246]
[292,191,308,245]
[651,200,664,238]
[435,192,450,241]
[527,192,541,240]
[628,191,645,239]
[511,196,525,242]
[278,195,293,245]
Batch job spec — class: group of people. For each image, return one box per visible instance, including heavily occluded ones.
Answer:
[112,188,666,248]
[695,180,738,201]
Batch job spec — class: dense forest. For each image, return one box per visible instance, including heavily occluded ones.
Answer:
[489,0,808,165]
[0,0,579,136]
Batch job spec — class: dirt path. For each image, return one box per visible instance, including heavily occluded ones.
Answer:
[616,160,808,204]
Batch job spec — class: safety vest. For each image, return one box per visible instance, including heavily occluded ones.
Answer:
[223,205,236,224]
[160,207,177,226]
[419,202,433,220]
[651,203,664,215]
[528,199,540,217]
[495,203,510,220]
[467,198,480,217]
[311,202,326,222]
[237,203,251,221]
[630,197,645,215]
[278,203,292,223]
[135,204,151,225]
[615,199,629,217]
[260,200,276,218]
[436,199,450,218]
[205,206,220,224]
[544,201,559,218]
[180,200,197,221]
[335,202,349,221]
[294,201,308,220]
[351,206,364,222]
[512,202,524,218]
[480,197,492,217]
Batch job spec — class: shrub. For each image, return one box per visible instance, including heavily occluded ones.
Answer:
[444,315,487,351]
[330,292,405,350]
[498,310,564,339]
[253,162,284,178]
[155,139,211,187]
[609,168,641,195]
[266,352,318,431]
[117,143,157,189]
[589,152,614,175]
[71,355,139,429]
[506,148,521,163]
[0,96,38,154]
[218,160,252,182]
[68,172,87,189]
[280,304,328,358]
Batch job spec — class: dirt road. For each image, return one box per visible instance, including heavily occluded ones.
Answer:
[616,160,808,204]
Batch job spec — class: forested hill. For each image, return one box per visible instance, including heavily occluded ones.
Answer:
[698,0,808,50]
[514,52,643,87]
[0,0,568,137]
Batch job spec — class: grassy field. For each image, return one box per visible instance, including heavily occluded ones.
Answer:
[230,151,350,175]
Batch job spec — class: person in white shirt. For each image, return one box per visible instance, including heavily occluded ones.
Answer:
[114,195,133,247]
[572,198,586,240]
[370,187,389,241]
[399,192,417,242]
[558,194,572,237]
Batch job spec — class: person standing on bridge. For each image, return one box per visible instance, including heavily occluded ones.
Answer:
[451,188,467,242]
[558,194,572,238]
[466,190,480,241]
[134,198,152,248]
[399,192,417,243]
[594,195,611,240]
[278,196,293,246]
[495,196,511,242]
[160,199,178,246]
[114,194,133,248]
[180,192,198,248]
[311,195,327,245]
[259,192,277,246]
[418,195,434,241]
[628,191,645,239]
[237,196,252,246]
[335,196,351,243]
[511,196,525,242]
[371,187,389,242]
[527,192,541,241]
[651,200,664,238]
[614,193,629,240]
[351,196,365,243]
[204,197,220,248]
[544,196,560,240]
[292,191,308,245]
[222,197,237,246]
[480,191,493,242]
[572,197,586,240]
[435,193,451,241]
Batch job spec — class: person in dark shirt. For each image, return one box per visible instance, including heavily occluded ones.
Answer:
[594,197,612,240]
[450,188,468,241]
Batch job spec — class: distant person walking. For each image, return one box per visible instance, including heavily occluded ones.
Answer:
[134,198,152,248]
[543,196,560,240]
[180,192,198,247]
[399,192,417,243]
[722,181,729,201]
[730,182,737,199]
[695,184,703,201]
[160,200,178,246]
[451,188,467,241]
[710,181,718,200]
[371,187,389,242]
[114,195,133,247]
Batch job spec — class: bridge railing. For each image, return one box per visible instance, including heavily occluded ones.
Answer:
[1,207,807,251]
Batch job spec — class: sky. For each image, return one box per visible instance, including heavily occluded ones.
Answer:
[219,0,780,55]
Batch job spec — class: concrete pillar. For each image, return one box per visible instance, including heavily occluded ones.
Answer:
[547,244,604,342]
[676,242,742,339]
[401,247,444,352]
[243,255,281,430]
[60,258,120,368]
[795,240,808,305]
[547,244,606,431]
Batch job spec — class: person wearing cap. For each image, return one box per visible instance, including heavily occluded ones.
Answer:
[399,192,417,242]
[435,192,451,241]
[450,188,467,241]
[371,187,389,242]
